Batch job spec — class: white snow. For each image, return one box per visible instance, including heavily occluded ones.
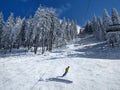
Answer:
[77,25,81,33]
[0,35,120,90]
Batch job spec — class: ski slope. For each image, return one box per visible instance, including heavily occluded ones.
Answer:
[0,35,120,90]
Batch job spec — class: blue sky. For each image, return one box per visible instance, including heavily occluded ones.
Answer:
[0,0,120,25]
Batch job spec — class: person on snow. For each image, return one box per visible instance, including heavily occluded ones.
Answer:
[62,66,70,77]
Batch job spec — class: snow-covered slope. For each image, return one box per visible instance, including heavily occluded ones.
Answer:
[0,35,120,90]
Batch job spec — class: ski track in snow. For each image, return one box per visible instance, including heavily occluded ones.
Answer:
[0,35,120,90]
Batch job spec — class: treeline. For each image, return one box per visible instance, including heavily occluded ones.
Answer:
[0,6,78,54]
[84,8,120,43]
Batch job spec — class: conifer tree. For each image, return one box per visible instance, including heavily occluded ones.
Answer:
[0,12,4,49]
[112,8,120,24]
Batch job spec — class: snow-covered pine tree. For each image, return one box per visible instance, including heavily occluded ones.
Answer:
[33,5,50,54]
[103,9,113,41]
[66,19,71,41]
[2,13,15,52]
[103,9,112,29]
[112,8,120,25]
[97,16,105,40]
[65,19,78,41]
[53,16,66,48]
[25,16,34,50]
[72,20,78,39]
[20,19,27,47]
[33,6,42,54]
[13,16,23,49]
[68,20,73,40]
[69,20,75,40]
[91,15,99,39]
[60,17,67,42]
[84,21,92,34]
[0,12,4,49]
[33,6,57,54]
[45,8,58,51]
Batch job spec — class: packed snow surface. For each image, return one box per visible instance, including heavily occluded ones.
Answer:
[0,35,120,90]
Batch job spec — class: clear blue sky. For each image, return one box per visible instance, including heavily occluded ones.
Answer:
[0,0,120,25]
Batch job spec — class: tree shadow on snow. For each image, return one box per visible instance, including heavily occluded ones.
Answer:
[46,77,73,84]
[0,49,28,58]
[68,42,120,60]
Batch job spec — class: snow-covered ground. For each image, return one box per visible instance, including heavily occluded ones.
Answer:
[0,35,120,90]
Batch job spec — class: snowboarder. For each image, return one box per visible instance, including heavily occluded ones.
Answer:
[61,66,70,77]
